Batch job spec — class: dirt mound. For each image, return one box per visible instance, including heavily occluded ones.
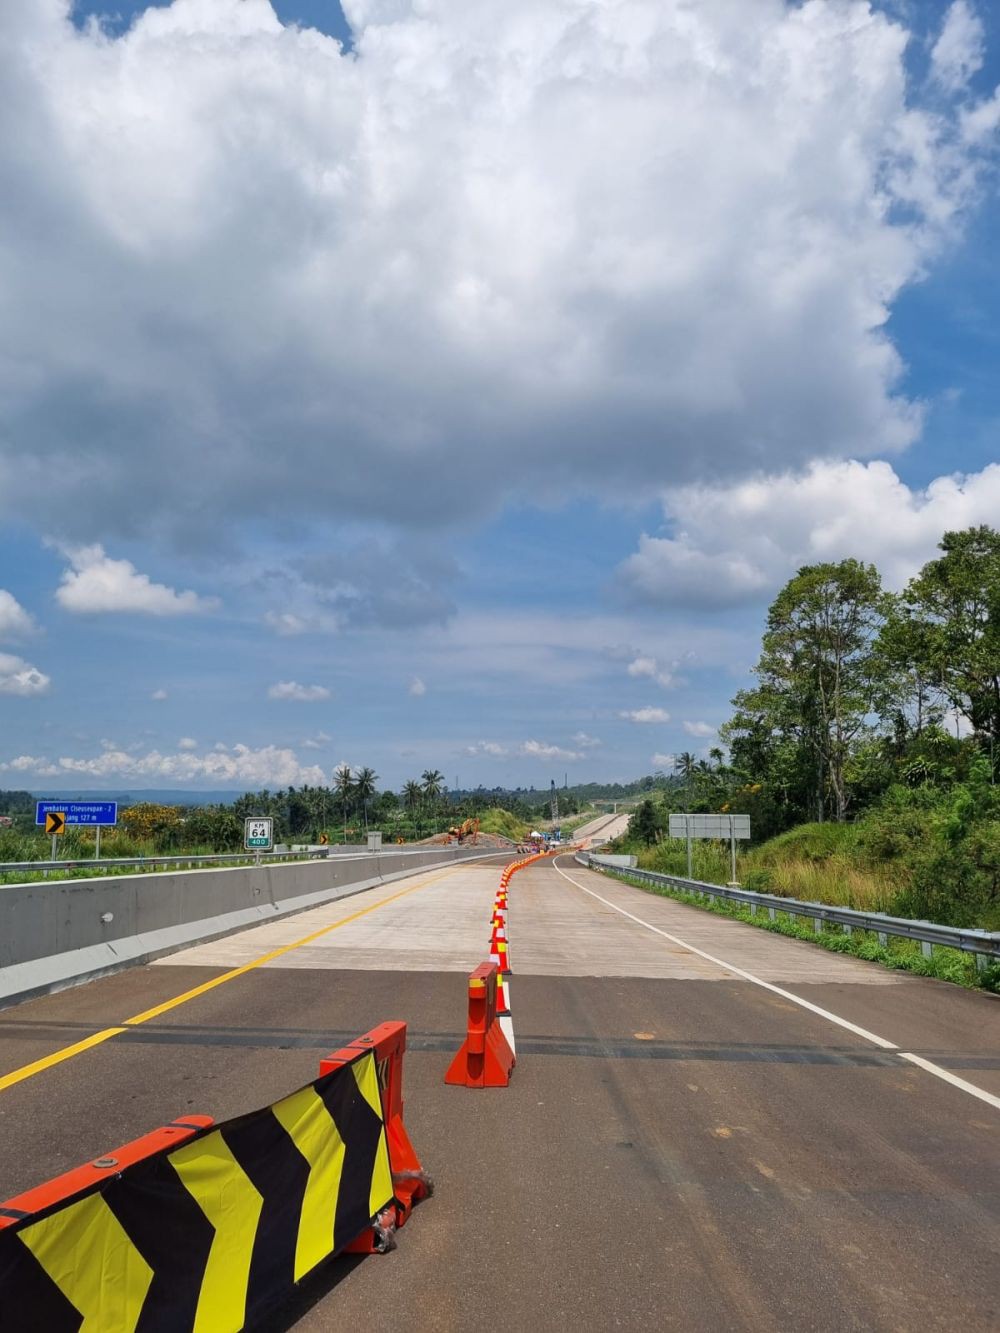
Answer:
[414,832,516,849]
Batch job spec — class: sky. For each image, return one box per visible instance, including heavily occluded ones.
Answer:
[0,0,998,793]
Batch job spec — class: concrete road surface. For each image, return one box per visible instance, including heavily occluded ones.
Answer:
[1,852,999,1330]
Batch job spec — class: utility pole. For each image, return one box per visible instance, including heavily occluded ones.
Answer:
[550,779,559,822]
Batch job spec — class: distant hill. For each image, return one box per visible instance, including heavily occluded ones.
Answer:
[28,788,245,808]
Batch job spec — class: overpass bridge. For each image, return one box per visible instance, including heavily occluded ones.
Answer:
[1,824,999,1329]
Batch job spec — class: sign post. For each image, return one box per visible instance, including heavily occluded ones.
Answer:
[36,802,118,861]
[668,813,751,885]
[244,817,273,866]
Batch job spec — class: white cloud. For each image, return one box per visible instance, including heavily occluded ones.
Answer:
[683,721,716,738]
[571,732,602,749]
[0,591,35,639]
[931,2,984,93]
[55,545,217,616]
[619,460,1000,608]
[620,708,670,725]
[626,655,679,689]
[302,730,332,750]
[519,740,584,762]
[0,652,50,697]
[6,742,326,788]
[151,688,168,701]
[268,680,331,702]
[651,753,676,770]
[408,677,426,697]
[178,737,198,750]
[0,2,994,546]
[0,754,58,776]
[464,741,508,758]
[264,611,314,636]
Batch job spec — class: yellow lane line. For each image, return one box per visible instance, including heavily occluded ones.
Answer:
[0,1028,127,1094]
[0,865,463,1093]
[123,868,458,1025]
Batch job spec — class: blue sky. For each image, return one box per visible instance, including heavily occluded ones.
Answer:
[1,0,998,792]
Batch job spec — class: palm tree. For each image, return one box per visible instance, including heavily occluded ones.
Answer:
[421,769,444,800]
[354,766,379,833]
[674,752,697,807]
[334,764,354,842]
[402,780,423,841]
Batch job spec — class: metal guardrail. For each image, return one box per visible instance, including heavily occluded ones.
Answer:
[0,846,494,877]
[576,852,1000,972]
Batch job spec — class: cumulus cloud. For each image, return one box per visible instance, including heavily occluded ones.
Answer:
[0,590,36,638]
[302,730,332,750]
[178,737,198,750]
[55,545,217,615]
[683,721,716,738]
[268,680,331,702]
[571,732,602,749]
[0,1,995,547]
[620,708,670,724]
[464,741,508,758]
[0,652,50,696]
[519,740,584,762]
[651,753,676,769]
[618,460,1000,608]
[626,655,679,689]
[2,742,326,787]
[150,688,168,700]
[931,2,984,93]
[408,677,426,697]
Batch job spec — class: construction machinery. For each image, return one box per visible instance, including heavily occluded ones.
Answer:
[446,817,480,845]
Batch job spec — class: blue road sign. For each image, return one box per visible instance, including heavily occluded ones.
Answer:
[35,801,118,827]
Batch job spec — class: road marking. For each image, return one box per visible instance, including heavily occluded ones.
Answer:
[125,866,461,1024]
[0,866,462,1092]
[553,857,1000,1113]
[551,859,897,1047]
[898,1052,1000,1112]
[0,1027,126,1093]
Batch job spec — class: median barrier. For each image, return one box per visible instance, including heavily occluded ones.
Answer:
[0,845,496,1008]
[0,1021,427,1329]
[445,962,515,1088]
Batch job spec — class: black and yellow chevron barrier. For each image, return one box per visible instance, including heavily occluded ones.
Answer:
[0,1047,395,1331]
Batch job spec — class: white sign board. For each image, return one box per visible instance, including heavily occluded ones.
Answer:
[669,813,750,840]
[367,831,382,852]
[244,817,273,850]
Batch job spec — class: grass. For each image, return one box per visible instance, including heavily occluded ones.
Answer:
[638,828,900,913]
[602,866,1000,995]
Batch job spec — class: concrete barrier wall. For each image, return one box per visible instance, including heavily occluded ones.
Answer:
[0,847,499,1007]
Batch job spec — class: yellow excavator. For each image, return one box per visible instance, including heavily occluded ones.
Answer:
[446,817,480,845]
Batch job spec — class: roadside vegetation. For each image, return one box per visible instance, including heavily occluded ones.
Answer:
[611,525,1000,935]
[0,770,577,882]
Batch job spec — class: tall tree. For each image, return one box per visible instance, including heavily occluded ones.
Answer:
[890,526,1000,759]
[353,766,379,832]
[334,764,354,841]
[402,779,423,840]
[421,770,444,802]
[735,560,887,822]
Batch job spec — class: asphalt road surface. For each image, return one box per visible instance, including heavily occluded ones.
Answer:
[1,852,999,1330]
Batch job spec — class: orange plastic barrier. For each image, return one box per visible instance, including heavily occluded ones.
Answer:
[444,962,515,1088]
[0,1116,213,1232]
[320,1020,432,1248]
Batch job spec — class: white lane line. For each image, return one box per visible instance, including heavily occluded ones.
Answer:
[898,1053,1000,1112]
[552,857,1000,1113]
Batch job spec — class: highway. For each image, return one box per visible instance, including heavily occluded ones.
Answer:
[1,848,999,1329]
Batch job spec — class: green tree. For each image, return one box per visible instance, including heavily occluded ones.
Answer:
[353,766,379,833]
[629,799,661,846]
[890,526,1000,762]
[734,560,888,822]
[334,764,354,842]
